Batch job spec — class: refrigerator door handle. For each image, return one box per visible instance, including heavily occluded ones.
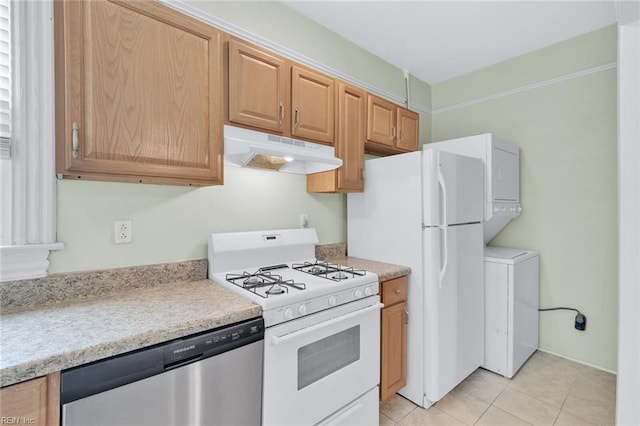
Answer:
[437,165,448,226]
[439,227,449,290]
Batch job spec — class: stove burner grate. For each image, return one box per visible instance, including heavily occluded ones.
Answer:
[226,269,306,298]
[292,261,366,282]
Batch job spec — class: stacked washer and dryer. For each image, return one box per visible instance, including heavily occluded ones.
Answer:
[430,134,539,378]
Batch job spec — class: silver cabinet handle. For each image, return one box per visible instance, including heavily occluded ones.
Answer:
[279,102,284,125]
[72,122,79,159]
[294,108,300,128]
[391,126,396,138]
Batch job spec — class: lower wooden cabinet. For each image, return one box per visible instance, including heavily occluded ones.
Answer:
[380,276,408,403]
[0,373,60,426]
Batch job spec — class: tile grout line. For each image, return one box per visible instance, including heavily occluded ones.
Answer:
[490,385,536,425]
[496,385,557,426]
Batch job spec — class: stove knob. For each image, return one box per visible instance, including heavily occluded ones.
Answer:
[354,289,364,299]
[328,295,337,306]
[297,304,307,315]
[364,287,373,297]
[283,308,293,320]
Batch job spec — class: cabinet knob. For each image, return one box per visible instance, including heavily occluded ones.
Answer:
[395,289,400,295]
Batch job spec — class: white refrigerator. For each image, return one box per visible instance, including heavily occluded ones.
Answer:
[347,148,485,408]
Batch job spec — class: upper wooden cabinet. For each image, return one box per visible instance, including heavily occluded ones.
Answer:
[226,38,335,146]
[291,66,335,144]
[366,95,397,147]
[307,82,364,193]
[227,38,289,134]
[55,0,224,186]
[397,108,420,152]
[365,94,419,156]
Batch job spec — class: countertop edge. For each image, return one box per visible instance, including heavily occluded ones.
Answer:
[0,280,261,387]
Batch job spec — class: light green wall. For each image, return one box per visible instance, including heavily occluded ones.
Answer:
[50,1,431,273]
[432,25,617,109]
[50,167,345,273]
[431,25,618,371]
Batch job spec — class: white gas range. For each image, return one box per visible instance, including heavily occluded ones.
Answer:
[208,228,381,426]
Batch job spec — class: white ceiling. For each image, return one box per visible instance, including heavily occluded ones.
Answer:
[283,1,619,84]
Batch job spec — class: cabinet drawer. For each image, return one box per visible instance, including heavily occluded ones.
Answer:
[381,276,407,305]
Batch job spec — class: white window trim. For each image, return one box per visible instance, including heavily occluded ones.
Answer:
[0,0,63,282]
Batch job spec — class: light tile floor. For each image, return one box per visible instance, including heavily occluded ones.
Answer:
[380,351,616,426]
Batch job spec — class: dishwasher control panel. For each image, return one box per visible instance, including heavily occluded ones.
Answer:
[164,318,264,367]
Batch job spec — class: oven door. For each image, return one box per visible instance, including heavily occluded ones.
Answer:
[263,296,382,426]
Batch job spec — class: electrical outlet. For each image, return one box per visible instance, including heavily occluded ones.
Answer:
[575,313,587,331]
[114,220,133,244]
[299,213,309,228]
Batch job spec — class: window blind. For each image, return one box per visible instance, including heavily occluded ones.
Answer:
[0,0,10,159]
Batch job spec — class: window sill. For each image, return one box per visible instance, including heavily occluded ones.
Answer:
[0,243,65,282]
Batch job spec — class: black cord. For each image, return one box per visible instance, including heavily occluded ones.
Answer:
[539,307,582,314]
[539,307,587,330]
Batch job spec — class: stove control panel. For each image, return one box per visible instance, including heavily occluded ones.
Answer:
[264,282,379,327]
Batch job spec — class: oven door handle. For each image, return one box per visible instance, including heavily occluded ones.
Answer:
[270,302,384,346]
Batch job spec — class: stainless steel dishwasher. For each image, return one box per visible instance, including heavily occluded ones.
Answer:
[61,317,264,426]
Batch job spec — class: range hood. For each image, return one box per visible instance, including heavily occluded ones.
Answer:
[224,125,342,174]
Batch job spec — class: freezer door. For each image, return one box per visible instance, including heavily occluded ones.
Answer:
[423,150,484,227]
[347,151,423,268]
[423,223,484,404]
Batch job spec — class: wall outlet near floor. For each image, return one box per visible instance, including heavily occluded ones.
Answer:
[114,220,133,244]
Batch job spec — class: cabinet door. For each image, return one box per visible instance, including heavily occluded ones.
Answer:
[366,94,396,147]
[55,0,223,186]
[307,82,364,193]
[336,83,365,191]
[397,108,419,152]
[380,302,407,402]
[0,373,60,426]
[228,39,289,134]
[291,66,335,144]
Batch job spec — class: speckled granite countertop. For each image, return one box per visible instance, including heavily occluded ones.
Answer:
[0,279,260,387]
[0,249,406,388]
[324,256,411,282]
[316,244,411,282]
